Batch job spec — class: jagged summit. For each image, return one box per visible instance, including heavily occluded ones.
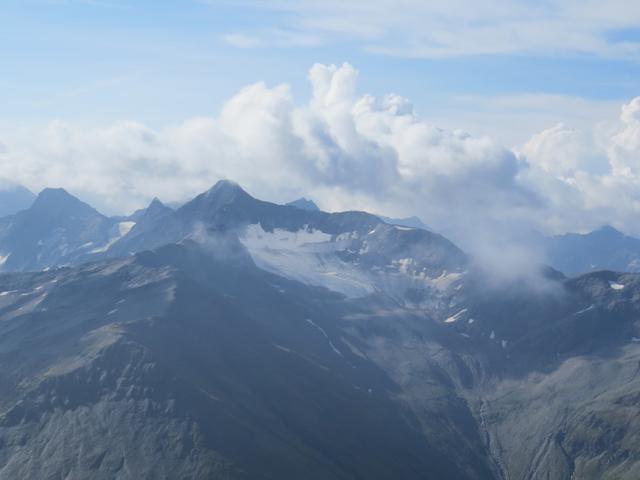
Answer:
[178,180,253,219]
[128,197,171,222]
[148,196,164,207]
[35,187,75,201]
[31,188,101,218]
[146,197,171,214]
[545,225,640,275]
[0,187,115,272]
[286,197,320,212]
[592,225,624,237]
[205,179,250,200]
[380,215,429,230]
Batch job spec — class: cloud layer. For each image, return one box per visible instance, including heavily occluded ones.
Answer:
[1,62,640,244]
[217,0,640,59]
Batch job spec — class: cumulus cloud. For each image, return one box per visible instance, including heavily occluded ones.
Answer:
[2,61,640,249]
[521,123,607,178]
[610,97,640,178]
[0,63,530,225]
[518,97,640,236]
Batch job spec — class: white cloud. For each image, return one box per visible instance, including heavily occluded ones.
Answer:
[213,0,640,59]
[521,123,606,177]
[2,61,640,246]
[518,97,640,236]
[0,63,531,228]
[610,97,640,178]
[438,93,621,148]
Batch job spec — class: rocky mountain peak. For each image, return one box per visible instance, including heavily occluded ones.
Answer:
[285,197,320,212]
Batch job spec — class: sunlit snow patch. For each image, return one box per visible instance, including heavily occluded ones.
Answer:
[574,305,595,315]
[240,224,374,298]
[445,308,468,323]
[609,281,625,290]
[242,224,331,250]
[118,221,136,237]
[91,221,137,253]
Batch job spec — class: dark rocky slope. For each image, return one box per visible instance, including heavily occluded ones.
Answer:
[0,240,494,479]
[1,182,640,478]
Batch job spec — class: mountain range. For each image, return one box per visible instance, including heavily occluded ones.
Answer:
[0,180,35,218]
[544,225,640,275]
[0,181,639,478]
[4,181,639,278]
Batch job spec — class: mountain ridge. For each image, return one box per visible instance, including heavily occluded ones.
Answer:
[0,180,35,218]
[545,225,640,275]
[0,181,639,477]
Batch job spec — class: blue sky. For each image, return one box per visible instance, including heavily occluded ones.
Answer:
[4,0,640,145]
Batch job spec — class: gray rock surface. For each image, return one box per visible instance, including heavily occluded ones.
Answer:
[0,182,639,478]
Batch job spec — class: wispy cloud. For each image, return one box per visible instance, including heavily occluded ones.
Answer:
[428,93,622,147]
[221,29,322,49]
[207,0,640,59]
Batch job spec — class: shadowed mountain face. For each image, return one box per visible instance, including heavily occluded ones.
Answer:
[0,241,495,479]
[1,181,467,305]
[544,226,640,276]
[379,215,430,230]
[1,181,640,478]
[285,197,320,211]
[0,181,35,218]
[0,188,126,272]
[2,237,640,479]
